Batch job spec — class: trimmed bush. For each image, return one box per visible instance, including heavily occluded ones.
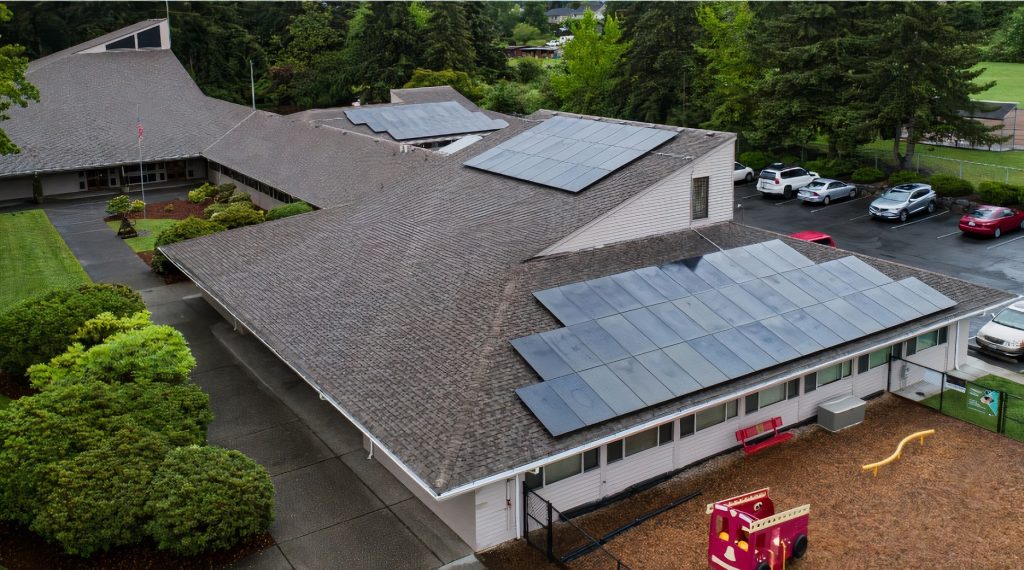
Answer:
[804,158,856,178]
[210,203,265,229]
[31,426,170,556]
[888,170,924,185]
[738,151,770,170]
[228,191,252,204]
[28,324,196,389]
[0,284,145,376]
[213,183,237,203]
[187,182,216,204]
[203,202,230,219]
[977,181,1021,205]
[929,174,974,197]
[150,217,226,274]
[265,201,314,221]
[71,310,152,347]
[851,167,885,184]
[146,446,274,555]
[778,154,800,166]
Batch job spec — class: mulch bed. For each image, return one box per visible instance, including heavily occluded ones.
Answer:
[480,395,1024,570]
[0,524,274,569]
[102,199,209,223]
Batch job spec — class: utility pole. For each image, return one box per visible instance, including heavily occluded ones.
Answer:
[250,59,256,111]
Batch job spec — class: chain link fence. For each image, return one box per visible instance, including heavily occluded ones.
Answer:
[523,484,632,569]
[805,142,1024,186]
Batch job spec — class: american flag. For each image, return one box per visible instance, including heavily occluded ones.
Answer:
[136,119,144,141]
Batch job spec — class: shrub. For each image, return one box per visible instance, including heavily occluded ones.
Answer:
[213,183,237,203]
[265,201,314,221]
[105,194,144,217]
[804,158,856,178]
[514,57,546,84]
[928,173,974,197]
[888,170,924,185]
[738,151,770,170]
[146,446,274,555]
[778,154,800,166]
[977,181,1021,205]
[150,217,226,274]
[28,324,196,389]
[187,182,216,204]
[71,310,152,347]
[210,203,265,229]
[31,426,170,556]
[228,191,252,204]
[203,202,230,219]
[163,203,175,213]
[0,284,145,376]
[851,167,885,184]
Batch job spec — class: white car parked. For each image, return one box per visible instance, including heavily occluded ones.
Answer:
[757,164,819,199]
[976,301,1024,359]
[733,162,754,184]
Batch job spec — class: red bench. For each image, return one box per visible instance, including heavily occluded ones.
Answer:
[735,417,793,455]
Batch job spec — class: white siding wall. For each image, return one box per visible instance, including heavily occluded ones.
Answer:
[798,376,855,421]
[0,176,34,201]
[538,139,735,256]
[44,172,85,196]
[604,445,674,496]
[674,416,738,469]
[536,469,601,512]
[476,478,519,550]
[852,366,888,399]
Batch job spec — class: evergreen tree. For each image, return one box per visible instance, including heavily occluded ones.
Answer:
[695,2,756,136]
[345,2,422,104]
[0,3,38,155]
[550,10,628,116]
[465,2,508,80]
[423,2,475,72]
[521,1,549,32]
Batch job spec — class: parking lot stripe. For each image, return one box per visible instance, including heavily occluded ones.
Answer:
[936,230,960,239]
[849,213,871,221]
[740,193,761,200]
[889,210,949,229]
[986,234,1024,249]
[773,198,799,207]
[810,195,871,213]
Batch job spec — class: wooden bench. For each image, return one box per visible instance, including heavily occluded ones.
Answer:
[735,417,793,455]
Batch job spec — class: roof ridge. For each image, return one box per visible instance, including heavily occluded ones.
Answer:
[28,19,167,75]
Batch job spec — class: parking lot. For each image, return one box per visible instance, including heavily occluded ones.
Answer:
[733,181,1023,374]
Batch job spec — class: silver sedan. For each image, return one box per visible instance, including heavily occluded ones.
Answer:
[796,178,857,205]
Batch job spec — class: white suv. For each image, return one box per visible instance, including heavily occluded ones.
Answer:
[757,164,819,199]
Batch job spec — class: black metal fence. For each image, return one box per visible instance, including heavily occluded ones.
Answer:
[523,484,631,569]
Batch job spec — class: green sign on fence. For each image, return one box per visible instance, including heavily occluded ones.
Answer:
[966,384,1000,417]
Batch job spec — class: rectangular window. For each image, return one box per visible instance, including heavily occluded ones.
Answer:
[917,330,939,351]
[868,348,889,370]
[607,440,624,464]
[692,176,709,220]
[78,181,85,190]
[695,400,738,431]
[787,379,800,399]
[804,372,817,393]
[545,454,582,486]
[625,427,659,457]
[905,336,918,356]
[658,422,674,446]
[745,392,759,414]
[816,361,852,388]
[746,382,793,413]
[680,415,695,438]
[891,343,902,359]
[525,468,543,490]
[938,327,948,345]
[583,448,599,472]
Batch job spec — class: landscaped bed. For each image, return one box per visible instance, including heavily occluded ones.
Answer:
[479,394,1024,570]
[0,210,90,312]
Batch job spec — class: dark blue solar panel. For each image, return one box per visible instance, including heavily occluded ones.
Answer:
[824,298,884,335]
[647,302,707,340]
[843,292,902,328]
[510,334,574,380]
[685,256,739,287]
[587,276,643,313]
[607,358,674,405]
[540,328,603,372]
[703,252,757,283]
[799,265,858,297]
[634,267,690,300]
[687,335,753,378]
[515,382,584,436]
[612,271,668,306]
[801,304,865,341]
[636,351,702,396]
[759,315,824,355]
[879,281,939,316]
[860,287,922,321]
[673,297,732,334]
[560,282,618,320]
[735,322,802,362]
[533,288,591,326]
[741,243,798,272]
[779,269,836,303]
[819,260,875,292]
[622,308,682,348]
[763,240,814,268]
[717,284,777,321]
[721,247,776,278]
[578,367,645,415]
[898,277,956,311]
[596,314,657,355]
[781,309,845,346]
[837,257,893,286]
[714,329,778,370]
[568,320,631,363]
[662,343,728,387]
[659,261,711,294]
[761,274,817,309]
[738,280,799,314]
[695,289,755,327]
[549,373,616,425]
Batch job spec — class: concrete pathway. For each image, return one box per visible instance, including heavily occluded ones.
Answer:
[956,354,1024,385]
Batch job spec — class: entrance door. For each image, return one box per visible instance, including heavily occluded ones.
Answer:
[165,160,187,181]
[85,169,112,190]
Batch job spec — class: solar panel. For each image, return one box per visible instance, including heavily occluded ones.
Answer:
[515,382,584,436]
[516,241,960,436]
[465,116,676,193]
[345,102,508,140]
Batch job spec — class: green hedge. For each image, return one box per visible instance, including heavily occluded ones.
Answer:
[228,192,252,204]
[928,174,974,197]
[209,203,264,229]
[888,170,925,185]
[265,202,313,221]
[977,181,1021,205]
[737,151,771,170]
[0,284,145,376]
[150,217,226,274]
[71,310,152,347]
[851,167,885,184]
[212,183,237,204]
[146,446,274,555]
[804,158,857,178]
[187,183,216,204]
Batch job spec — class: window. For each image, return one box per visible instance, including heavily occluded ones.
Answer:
[658,422,674,446]
[807,361,852,391]
[545,454,583,485]
[859,348,890,373]
[583,448,599,472]
[745,380,798,413]
[680,415,695,438]
[625,427,658,457]
[105,36,135,50]
[938,326,948,345]
[136,26,161,49]
[891,343,902,359]
[607,440,624,464]
[525,468,543,490]
[692,176,709,220]
[695,400,738,431]
[905,336,918,356]
[917,330,939,351]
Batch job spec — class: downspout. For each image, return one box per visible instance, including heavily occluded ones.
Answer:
[367,440,374,460]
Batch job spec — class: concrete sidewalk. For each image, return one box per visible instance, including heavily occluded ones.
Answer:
[140,283,478,570]
[956,354,1024,385]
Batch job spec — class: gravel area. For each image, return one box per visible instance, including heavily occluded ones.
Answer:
[480,394,1024,570]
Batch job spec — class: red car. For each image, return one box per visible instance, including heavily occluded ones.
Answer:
[958,205,1024,238]
[789,230,836,247]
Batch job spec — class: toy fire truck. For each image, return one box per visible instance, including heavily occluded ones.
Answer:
[706,488,809,570]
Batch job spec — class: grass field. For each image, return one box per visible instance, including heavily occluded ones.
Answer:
[105,218,177,252]
[0,210,90,312]
[974,61,1024,104]
[921,374,1023,442]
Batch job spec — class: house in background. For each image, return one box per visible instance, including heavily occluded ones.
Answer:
[954,100,1020,151]
[546,2,605,24]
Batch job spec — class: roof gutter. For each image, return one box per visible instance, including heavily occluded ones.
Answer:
[432,296,1019,500]
[0,153,202,180]
[162,249,449,501]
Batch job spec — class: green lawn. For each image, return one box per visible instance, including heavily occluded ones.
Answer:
[974,61,1024,105]
[105,218,178,252]
[921,374,1024,442]
[0,210,90,312]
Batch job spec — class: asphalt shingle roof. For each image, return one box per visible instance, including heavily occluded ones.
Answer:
[161,110,1014,495]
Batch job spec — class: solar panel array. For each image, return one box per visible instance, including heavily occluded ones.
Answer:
[344,102,508,141]
[514,240,956,436]
[463,115,677,193]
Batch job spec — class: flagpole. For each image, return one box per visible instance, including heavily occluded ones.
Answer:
[137,103,146,218]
